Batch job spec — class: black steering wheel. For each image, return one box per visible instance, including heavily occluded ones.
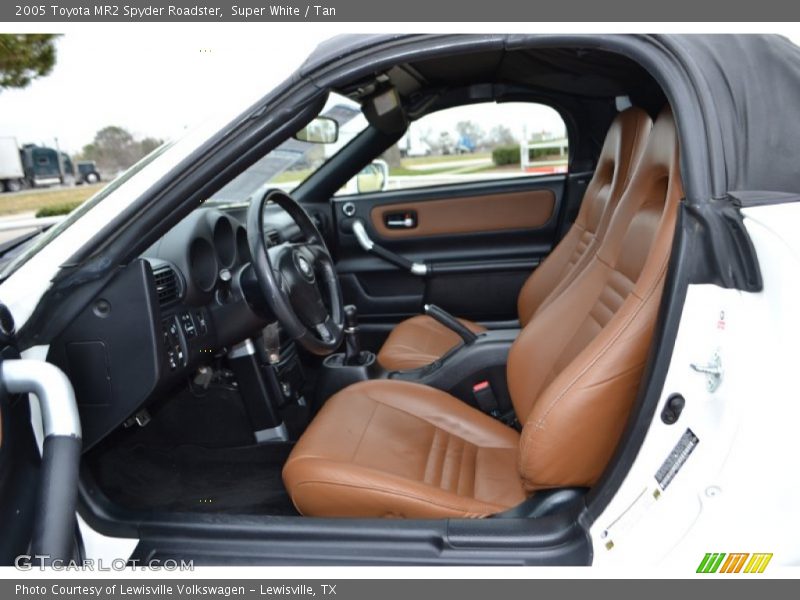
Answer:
[247,189,344,355]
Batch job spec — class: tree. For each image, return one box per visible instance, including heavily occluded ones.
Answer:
[138,137,163,156]
[0,34,58,91]
[489,124,517,147]
[455,120,485,147]
[80,126,163,172]
[380,144,402,169]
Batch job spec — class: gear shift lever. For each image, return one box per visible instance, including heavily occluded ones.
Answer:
[344,305,363,366]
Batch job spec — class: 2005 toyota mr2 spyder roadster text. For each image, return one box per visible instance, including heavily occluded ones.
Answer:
[0,34,798,567]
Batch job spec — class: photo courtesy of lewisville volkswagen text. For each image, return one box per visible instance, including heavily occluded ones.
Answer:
[15,584,329,596]
[0,8,798,583]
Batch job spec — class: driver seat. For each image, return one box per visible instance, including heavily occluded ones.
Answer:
[283,108,682,518]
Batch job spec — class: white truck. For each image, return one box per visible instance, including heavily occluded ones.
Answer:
[0,136,25,193]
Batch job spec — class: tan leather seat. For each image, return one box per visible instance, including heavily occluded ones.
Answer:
[283,108,681,518]
[377,107,652,371]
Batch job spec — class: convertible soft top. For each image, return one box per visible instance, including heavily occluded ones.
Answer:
[302,34,800,195]
[668,35,800,195]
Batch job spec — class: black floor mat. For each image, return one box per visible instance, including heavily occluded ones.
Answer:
[88,442,298,515]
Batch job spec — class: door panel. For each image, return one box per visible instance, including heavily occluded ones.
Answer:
[331,175,566,330]
[370,189,555,239]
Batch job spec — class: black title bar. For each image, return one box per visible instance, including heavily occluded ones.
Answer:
[3,0,800,22]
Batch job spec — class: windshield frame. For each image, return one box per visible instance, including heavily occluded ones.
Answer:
[206,93,368,207]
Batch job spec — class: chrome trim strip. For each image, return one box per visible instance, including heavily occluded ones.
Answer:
[351,219,374,251]
[254,422,289,443]
[1,359,81,439]
[227,338,257,359]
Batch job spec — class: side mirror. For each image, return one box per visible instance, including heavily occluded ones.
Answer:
[294,116,339,144]
[356,160,389,193]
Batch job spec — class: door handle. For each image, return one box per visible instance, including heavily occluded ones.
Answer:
[384,211,417,229]
[350,220,427,276]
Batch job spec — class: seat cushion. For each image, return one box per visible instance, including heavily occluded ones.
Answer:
[376,315,487,371]
[282,380,526,518]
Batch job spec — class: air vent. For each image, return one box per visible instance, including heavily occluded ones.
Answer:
[152,265,180,306]
[265,229,281,246]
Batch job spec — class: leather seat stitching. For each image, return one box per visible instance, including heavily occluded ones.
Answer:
[350,400,379,462]
[530,255,670,435]
[292,477,506,515]
[359,387,515,447]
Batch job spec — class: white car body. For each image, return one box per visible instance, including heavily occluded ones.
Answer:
[591,202,800,569]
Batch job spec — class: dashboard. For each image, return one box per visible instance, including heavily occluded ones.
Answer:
[48,204,305,449]
[146,209,261,375]
[145,205,304,373]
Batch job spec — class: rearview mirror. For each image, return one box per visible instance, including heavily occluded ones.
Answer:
[294,117,339,144]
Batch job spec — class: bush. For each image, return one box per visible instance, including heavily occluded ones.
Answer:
[35,201,82,218]
[492,145,520,166]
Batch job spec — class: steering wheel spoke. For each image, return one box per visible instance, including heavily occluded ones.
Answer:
[247,189,345,355]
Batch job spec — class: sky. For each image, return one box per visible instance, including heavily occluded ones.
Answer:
[0,30,322,153]
[0,29,798,154]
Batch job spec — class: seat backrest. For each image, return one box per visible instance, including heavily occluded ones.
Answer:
[507,107,682,492]
[517,107,652,326]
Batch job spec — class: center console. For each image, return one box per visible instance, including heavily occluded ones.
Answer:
[389,327,518,415]
[315,303,520,419]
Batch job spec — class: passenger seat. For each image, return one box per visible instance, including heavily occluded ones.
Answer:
[377,107,653,371]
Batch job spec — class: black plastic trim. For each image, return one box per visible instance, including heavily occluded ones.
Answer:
[31,435,81,564]
[78,467,589,566]
[429,258,539,275]
[684,197,763,292]
[730,190,800,208]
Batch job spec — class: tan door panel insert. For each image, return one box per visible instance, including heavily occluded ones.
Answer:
[370,190,556,239]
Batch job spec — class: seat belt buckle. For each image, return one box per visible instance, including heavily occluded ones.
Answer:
[472,380,500,417]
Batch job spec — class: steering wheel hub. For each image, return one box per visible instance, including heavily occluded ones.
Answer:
[293,251,316,283]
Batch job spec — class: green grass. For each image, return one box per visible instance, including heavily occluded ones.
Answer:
[0,184,104,217]
[389,165,469,177]
[270,168,312,184]
[401,152,491,167]
[35,202,84,217]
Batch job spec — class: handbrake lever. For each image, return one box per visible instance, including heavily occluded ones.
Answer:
[424,303,478,345]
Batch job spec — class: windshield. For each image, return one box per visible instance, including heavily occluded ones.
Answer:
[208,93,367,205]
[0,141,175,281]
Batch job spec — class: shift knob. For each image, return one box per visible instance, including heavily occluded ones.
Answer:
[343,305,362,365]
[344,304,358,329]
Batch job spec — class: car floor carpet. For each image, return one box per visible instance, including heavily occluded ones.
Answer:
[87,442,298,516]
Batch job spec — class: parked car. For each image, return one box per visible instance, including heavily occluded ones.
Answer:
[0,34,798,569]
[75,161,101,185]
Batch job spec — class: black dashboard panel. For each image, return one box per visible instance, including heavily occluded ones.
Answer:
[49,207,281,450]
[47,260,164,448]
[149,209,252,305]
